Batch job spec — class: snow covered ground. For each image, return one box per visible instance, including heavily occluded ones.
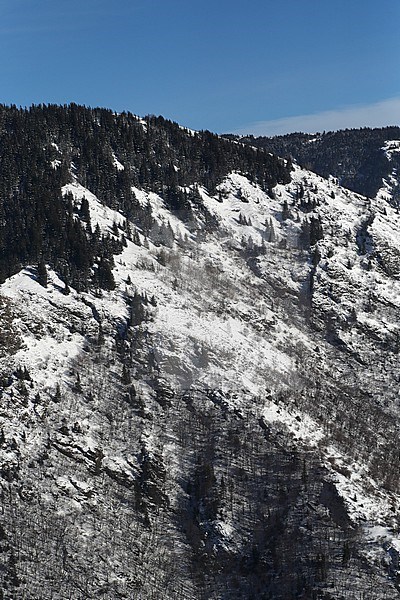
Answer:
[2,154,400,590]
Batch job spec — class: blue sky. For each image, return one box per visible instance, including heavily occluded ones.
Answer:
[0,0,399,135]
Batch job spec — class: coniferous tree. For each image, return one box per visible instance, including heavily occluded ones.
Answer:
[37,259,48,287]
[79,196,91,223]
[96,257,116,291]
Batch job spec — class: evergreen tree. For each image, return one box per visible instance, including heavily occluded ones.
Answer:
[96,258,116,290]
[37,259,48,287]
[79,196,91,222]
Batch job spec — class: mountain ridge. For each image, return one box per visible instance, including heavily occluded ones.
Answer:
[225,126,400,201]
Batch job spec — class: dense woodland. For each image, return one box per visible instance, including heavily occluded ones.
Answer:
[0,104,290,287]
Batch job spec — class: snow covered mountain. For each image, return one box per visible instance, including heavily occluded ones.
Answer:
[230,126,400,201]
[1,106,400,598]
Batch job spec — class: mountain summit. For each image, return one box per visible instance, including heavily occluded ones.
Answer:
[1,106,400,598]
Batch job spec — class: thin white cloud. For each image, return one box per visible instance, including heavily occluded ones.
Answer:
[233,97,400,137]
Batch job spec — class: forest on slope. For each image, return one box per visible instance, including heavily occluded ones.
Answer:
[226,126,400,200]
[0,103,290,287]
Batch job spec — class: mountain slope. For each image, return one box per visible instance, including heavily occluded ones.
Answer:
[0,106,400,598]
[228,126,400,201]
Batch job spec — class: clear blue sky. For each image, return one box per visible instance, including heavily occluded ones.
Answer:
[0,0,399,135]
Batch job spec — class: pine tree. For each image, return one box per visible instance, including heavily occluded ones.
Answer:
[79,196,91,223]
[37,259,48,287]
[96,258,116,290]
